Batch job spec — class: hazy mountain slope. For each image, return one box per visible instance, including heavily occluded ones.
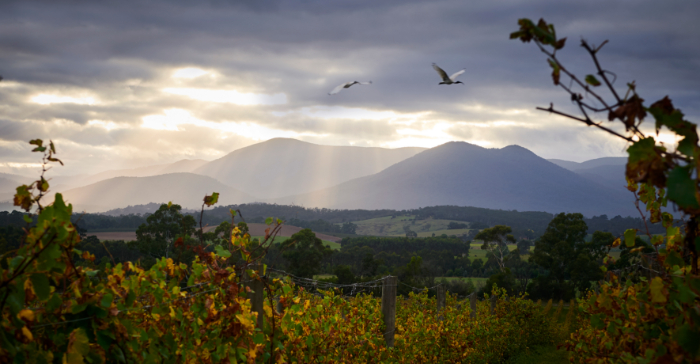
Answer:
[44,159,210,193]
[575,164,628,193]
[194,138,426,198]
[157,159,208,174]
[547,159,582,171]
[59,173,255,213]
[277,142,637,217]
[548,157,627,171]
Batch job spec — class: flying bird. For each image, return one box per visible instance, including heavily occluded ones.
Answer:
[432,63,465,85]
[328,81,372,95]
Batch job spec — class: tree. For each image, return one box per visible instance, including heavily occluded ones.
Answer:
[474,225,516,272]
[281,228,333,278]
[528,213,601,299]
[131,203,196,265]
[516,239,531,254]
[340,222,357,234]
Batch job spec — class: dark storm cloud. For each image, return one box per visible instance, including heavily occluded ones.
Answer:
[0,0,698,173]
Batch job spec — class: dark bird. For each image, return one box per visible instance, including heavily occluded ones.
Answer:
[432,63,465,85]
[328,81,372,95]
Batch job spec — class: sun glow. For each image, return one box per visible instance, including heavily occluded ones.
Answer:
[163,87,287,105]
[88,120,126,131]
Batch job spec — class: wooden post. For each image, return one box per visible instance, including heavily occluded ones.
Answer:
[274,296,283,315]
[490,294,497,314]
[436,285,445,320]
[246,263,265,329]
[382,276,397,347]
[470,293,477,318]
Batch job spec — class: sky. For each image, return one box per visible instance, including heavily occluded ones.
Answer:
[0,0,698,176]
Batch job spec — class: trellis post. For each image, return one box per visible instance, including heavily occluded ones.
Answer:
[382,276,397,347]
[246,262,265,329]
[470,293,477,318]
[436,284,445,320]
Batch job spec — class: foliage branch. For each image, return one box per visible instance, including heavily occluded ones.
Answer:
[511,18,700,362]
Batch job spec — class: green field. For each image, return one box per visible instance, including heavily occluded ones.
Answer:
[351,215,475,237]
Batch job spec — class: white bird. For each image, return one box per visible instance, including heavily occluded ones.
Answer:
[328,80,372,95]
[432,63,465,85]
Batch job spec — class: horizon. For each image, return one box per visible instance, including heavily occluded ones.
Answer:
[1,1,698,177]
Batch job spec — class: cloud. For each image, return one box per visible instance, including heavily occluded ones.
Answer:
[0,0,698,176]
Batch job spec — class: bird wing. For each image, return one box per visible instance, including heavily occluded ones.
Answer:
[432,63,449,81]
[329,82,351,95]
[357,81,372,85]
[449,69,466,81]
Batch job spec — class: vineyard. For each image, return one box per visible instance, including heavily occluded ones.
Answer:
[0,180,559,362]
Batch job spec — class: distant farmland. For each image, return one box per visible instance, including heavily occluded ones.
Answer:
[88,223,342,244]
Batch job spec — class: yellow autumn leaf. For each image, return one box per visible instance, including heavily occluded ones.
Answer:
[649,277,667,303]
[236,314,255,331]
[21,326,33,341]
[18,309,35,322]
[170,307,176,318]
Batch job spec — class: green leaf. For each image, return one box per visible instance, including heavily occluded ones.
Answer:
[30,274,51,301]
[214,245,231,258]
[125,291,136,307]
[253,333,265,345]
[101,293,114,308]
[10,256,25,270]
[47,293,62,311]
[665,250,684,267]
[666,166,699,209]
[71,303,88,314]
[673,324,700,356]
[585,75,601,86]
[265,217,273,225]
[624,229,637,247]
[590,314,605,329]
[23,215,32,224]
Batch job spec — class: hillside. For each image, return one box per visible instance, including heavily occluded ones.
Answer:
[59,173,255,213]
[275,142,637,217]
[549,157,628,193]
[194,138,425,198]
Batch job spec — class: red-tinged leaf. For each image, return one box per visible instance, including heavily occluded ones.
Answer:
[203,192,219,207]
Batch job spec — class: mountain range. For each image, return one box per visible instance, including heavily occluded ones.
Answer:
[274,142,635,217]
[1,138,635,216]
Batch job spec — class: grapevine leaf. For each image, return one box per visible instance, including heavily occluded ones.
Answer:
[666,166,699,209]
[214,245,231,258]
[673,324,700,356]
[265,217,273,225]
[548,59,560,85]
[624,229,636,248]
[65,328,90,364]
[203,192,219,207]
[649,277,667,303]
[665,250,684,267]
[585,75,601,86]
[30,273,50,301]
[101,293,114,308]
